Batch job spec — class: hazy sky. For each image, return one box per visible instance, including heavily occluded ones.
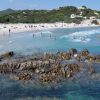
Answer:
[0,0,100,10]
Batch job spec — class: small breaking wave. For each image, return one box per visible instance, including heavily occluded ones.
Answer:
[8,40,15,44]
[72,38,91,43]
[8,41,13,44]
[60,29,100,43]
[41,31,52,34]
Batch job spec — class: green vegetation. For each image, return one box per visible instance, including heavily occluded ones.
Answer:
[0,6,100,23]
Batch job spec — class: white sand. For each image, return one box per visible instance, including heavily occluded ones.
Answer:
[0,20,99,35]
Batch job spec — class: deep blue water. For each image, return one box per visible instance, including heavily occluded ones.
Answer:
[0,27,100,100]
[0,74,100,100]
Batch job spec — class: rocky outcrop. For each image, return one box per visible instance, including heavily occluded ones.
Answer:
[68,48,78,56]
[95,55,100,62]
[0,58,80,84]
[0,49,99,85]
[88,66,95,75]
[0,51,14,59]
[79,49,89,57]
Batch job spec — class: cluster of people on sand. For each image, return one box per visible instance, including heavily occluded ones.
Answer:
[0,21,99,35]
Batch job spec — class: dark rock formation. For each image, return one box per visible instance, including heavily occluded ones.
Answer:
[0,51,14,59]
[68,48,78,56]
[0,49,99,85]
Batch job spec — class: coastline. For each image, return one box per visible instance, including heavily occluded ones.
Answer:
[0,21,99,35]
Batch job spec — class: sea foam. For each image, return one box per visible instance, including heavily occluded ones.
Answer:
[60,29,100,43]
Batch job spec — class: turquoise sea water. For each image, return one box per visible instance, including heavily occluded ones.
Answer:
[0,27,100,55]
[0,27,100,100]
[0,73,100,100]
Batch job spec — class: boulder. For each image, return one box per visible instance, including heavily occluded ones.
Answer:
[65,53,71,60]
[95,55,100,62]
[80,49,89,57]
[64,64,80,78]
[88,67,95,75]
[0,51,14,59]
[68,48,77,56]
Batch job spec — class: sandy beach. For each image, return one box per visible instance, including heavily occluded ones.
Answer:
[0,20,99,35]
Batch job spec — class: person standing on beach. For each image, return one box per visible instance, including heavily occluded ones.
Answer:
[9,29,11,33]
[9,28,11,36]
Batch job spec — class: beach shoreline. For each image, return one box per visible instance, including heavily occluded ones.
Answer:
[0,21,99,35]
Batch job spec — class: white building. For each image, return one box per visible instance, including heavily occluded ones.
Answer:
[70,14,82,19]
[80,11,83,16]
[90,16,96,20]
[94,12,99,16]
[78,6,86,10]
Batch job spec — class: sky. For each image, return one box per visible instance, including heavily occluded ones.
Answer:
[0,0,100,11]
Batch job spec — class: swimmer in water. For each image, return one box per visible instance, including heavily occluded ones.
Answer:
[33,34,35,38]
[50,34,51,38]
[41,32,43,37]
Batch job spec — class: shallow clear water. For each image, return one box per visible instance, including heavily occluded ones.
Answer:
[0,27,100,55]
[0,27,100,100]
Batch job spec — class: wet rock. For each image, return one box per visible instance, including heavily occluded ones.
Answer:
[35,69,40,74]
[17,72,32,81]
[0,49,99,85]
[80,49,89,57]
[88,67,95,75]
[65,53,71,60]
[0,63,11,74]
[68,48,78,56]
[40,73,53,83]
[86,55,96,61]
[91,73,100,80]
[0,51,14,59]
[95,55,100,62]
[19,62,27,71]
[64,64,80,78]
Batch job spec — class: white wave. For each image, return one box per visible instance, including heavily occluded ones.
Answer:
[60,29,100,43]
[42,31,52,34]
[8,40,15,44]
[61,29,100,38]
[73,38,91,43]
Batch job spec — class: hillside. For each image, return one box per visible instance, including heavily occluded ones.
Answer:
[0,9,16,15]
[0,6,100,23]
